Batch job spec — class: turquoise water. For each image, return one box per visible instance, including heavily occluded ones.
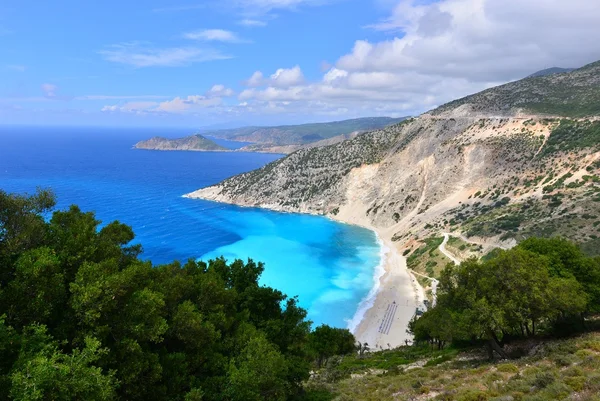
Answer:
[0,126,381,328]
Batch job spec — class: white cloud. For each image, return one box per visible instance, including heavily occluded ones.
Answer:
[41,83,58,98]
[270,66,305,88]
[243,67,305,88]
[322,67,348,83]
[238,19,267,27]
[156,96,223,113]
[341,0,600,82]
[102,85,233,114]
[101,101,159,113]
[183,29,247,43]
[245,71,265,87]
[236,0,600,118]
[207,84,235,97]
[99,42,232,67]
[76,95,171,100]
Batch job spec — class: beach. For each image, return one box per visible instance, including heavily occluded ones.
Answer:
[350,233,424,349]
[328,197,425,349]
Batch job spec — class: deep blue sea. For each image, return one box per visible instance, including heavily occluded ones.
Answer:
[0,126,381,329]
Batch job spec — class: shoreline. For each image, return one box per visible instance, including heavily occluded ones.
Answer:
[183,191,424,348]
[341,221,424,349]
[346,231,389,333]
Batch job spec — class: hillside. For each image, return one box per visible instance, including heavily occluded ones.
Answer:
[527,67,575,78]
[203,117,407,147]
[432,61,600,118]
[308,331,600,400]
[134,134,229,152]
[187,61,600,257]
[239,131,362,154]
[134,117,406,154]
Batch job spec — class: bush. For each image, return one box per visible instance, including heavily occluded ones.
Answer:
[532,372,555,389]
[564,376,586,391]
[496,363,519,374]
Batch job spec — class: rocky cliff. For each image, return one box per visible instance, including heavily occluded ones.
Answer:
[186,61,600,255]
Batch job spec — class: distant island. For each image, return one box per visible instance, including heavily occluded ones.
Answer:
[134,117,407,154]
[134,134,229,152]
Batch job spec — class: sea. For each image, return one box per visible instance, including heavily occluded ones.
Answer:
[0,126,381,329]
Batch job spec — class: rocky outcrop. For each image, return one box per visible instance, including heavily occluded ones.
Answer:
[134,135,228,152]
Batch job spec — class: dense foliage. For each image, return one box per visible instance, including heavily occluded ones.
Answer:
[0,190,355,400]
[411,238,600,359]
[540,119,600,157]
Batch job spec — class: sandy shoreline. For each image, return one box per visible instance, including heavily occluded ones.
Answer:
[347,227,424,349]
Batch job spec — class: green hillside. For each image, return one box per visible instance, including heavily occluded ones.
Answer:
[433,61,600,117]
[202,117,408,145]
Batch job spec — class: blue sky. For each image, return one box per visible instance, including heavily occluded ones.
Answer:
[1,0,599,128]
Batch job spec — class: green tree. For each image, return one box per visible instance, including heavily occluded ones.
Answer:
[414,247,588,359]
[308,324,356,367]
[0,189,367,400]
[227,334,290,401]
[10,325,116,401]
[518,237,600,313]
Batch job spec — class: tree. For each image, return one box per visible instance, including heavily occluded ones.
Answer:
[518,237,600,313]
[227,334,290,401]
[9,325,116,401]
[0,190,322,400]
[413,246,589,359]
[308,324,356,367]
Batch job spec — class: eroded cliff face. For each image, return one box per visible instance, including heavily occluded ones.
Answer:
[187,63,600,252]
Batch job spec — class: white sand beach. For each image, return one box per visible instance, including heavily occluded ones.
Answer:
[328,198,425,349]
[350,233,424,349]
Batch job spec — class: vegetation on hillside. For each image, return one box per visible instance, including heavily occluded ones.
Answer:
[307,238,600,401]
[202,117,408,146]
[0,190,356,401]
[412,238,600,357]
[308,332,600,401]
[213,119,414,210]
[432,61,600,117]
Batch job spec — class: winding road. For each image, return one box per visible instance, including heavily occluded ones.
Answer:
[439,233,461,265]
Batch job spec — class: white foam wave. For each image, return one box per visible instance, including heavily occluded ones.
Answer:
[345,231,389,333]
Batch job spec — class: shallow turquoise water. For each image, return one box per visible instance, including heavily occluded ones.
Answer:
[0,126,381,328]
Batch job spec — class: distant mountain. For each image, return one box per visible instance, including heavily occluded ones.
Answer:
[432,60,600,117]
[199,117,408,146]
[134,135,229,152]
[240,131,363,154]
[134,117,408,154]
[527,67,575,78]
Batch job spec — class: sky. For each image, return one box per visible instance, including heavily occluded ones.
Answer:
[1,0,600,128]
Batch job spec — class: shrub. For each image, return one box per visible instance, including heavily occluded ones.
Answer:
[564,376,586,391]
[532,371,555,389]
[496,363,519,374]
